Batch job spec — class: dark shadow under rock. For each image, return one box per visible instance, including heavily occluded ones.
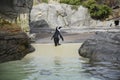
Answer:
[30,19,49,29]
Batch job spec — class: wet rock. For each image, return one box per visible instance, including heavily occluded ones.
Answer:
[0,32,35,63]
[79,32,120,63]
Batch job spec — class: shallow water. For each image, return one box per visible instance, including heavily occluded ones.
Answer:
[0,43,119,80]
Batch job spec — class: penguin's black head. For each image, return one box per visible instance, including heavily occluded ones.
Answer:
[58,26,62,29]
[56,26,62,31]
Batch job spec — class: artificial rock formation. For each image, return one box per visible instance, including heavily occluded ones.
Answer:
[79,32,120,63]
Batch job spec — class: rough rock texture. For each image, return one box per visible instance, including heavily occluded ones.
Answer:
[0,0,35,63]
[30,3,114,30]
[0,0,33,32]
[0,0,33,19]
[30,3,90,28]
[79,32,120,63]
[0,32,35,63]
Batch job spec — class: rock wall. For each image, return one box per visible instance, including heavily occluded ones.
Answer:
[30,3,115,29]
[79,32,120,63]
[0,0,34,63]
[0,32,35,63]
[30,3,90,28]
[0,0,33,32]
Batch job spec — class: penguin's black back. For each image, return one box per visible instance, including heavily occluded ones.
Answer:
[53,28,60,38]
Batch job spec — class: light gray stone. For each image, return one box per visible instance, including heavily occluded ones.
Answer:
[30,3,91,28]
[30,3,114,29]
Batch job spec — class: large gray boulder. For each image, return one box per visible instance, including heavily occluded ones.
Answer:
[0,32,35,63]
[79,32,120,63]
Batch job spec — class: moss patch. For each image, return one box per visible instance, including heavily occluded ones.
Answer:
[0,19,22,33]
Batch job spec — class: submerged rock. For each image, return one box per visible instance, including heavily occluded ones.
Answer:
[0,32,35,63]
[79,32,120,63]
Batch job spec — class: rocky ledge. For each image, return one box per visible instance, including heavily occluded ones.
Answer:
[0,32,35,63]
[79,32,120,63]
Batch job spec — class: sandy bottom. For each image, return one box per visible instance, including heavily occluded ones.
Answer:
[25,43,83,59]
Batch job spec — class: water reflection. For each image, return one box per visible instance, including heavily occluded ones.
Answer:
[53,57,62,77]
[54,56,61,66]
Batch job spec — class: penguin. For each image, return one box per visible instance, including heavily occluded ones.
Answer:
[51,26,64,46]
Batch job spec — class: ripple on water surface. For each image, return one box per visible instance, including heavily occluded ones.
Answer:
[0,43,119,80]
